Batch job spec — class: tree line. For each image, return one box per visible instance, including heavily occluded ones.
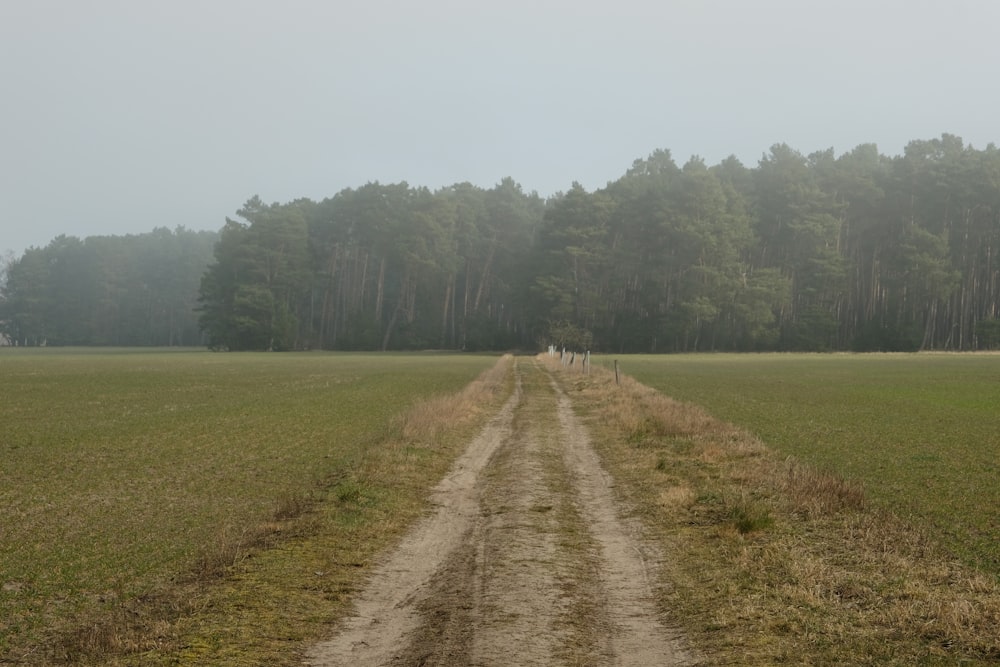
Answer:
[4,134,1000,352]
[0,228,217,346]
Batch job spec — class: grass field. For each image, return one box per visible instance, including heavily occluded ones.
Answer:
[561,355,1000,663]
[0,349,501,664]
[608,352,1000,575]
[5,348,997,664]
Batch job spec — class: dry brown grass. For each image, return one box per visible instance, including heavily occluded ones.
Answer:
[547,355,1000,665]
[397,353,510,442]
[781,457,865,517]
[657,485,697,510]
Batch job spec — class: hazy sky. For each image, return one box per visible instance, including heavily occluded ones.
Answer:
[2,1,998,257]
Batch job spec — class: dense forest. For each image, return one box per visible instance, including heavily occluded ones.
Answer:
[0,228,217,347]
[4,134,1000,352]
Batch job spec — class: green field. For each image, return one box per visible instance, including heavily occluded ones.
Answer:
[0,349,497,661]
[611,352,1000,575]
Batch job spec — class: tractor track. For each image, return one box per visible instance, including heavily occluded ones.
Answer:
[306,358,694,666]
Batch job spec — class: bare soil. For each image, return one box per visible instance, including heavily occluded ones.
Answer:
[305,358,695,666]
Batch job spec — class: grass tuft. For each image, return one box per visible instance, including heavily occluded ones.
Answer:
[333,479,365,505]
[781,458,865,517]
[190,525,273,582]
[729,499,774,534]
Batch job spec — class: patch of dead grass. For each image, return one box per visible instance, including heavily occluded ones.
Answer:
[658,485,697,510]
[781,457,865,517]
[397,355,509,442]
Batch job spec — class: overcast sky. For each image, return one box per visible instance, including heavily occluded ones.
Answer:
[2,0,998,258]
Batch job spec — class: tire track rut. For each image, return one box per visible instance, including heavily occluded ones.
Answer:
[306,359,695,666]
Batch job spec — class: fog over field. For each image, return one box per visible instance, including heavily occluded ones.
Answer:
[2,0,998,256]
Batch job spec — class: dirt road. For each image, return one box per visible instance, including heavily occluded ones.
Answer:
[306,358,695,666]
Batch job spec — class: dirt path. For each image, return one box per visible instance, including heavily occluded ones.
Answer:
[305,359,695,666]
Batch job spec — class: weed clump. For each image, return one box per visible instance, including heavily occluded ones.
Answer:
[781,458,865,517]
[334,480,365,504]
[729,501,774,534]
